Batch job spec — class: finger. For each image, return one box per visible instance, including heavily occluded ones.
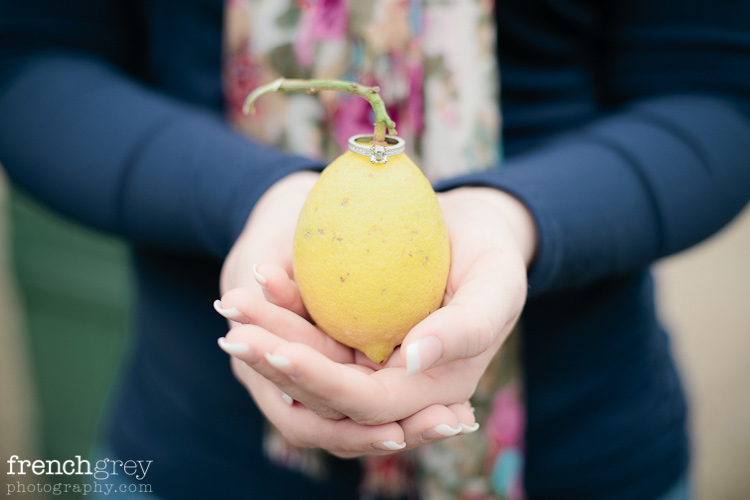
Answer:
[224,326,480,425]
[253,263,310,319]
[230,358,406,455]
[399,402,480,448]
[217,288,353,363]
[399,404,462,448]
[401,250,526,375]
[223,327,396,422]
[452,402,481,435]
[400,402,481,450]
[220,329,347,419]
[228,330,475,425]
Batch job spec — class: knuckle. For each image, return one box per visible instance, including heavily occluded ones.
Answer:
[312,407,347,420]
[351,409,391,426]
[468,316,495,355]
[350,390,395,426]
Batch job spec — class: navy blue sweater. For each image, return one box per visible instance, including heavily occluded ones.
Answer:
[1,1,749,499]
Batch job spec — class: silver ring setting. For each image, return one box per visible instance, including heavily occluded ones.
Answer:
[347,134,406,164]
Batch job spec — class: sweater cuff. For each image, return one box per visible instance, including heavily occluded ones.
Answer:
[433,137,660,297]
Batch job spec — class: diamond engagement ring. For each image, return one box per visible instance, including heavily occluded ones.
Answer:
[347,134,406,164]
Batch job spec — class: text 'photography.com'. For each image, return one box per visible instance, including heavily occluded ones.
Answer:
[6,455,153,496]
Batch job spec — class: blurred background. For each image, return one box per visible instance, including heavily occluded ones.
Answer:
[0,167,748,499]
[0,169,130,499]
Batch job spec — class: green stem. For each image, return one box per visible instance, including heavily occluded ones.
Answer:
[242,78,397,144]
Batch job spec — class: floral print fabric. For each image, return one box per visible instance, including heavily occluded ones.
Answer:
[224,0,500,181]
[222,1,524,498]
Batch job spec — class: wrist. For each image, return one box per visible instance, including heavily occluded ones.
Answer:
[240,170,319,238]
[442,187,538,268]
[262,170,320,200]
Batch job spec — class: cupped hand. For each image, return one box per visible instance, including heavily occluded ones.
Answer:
[219,184,536,446]
[397,186,536,376]
[218,172,480,457]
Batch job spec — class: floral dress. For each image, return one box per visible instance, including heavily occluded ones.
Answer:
[223,1,524,498]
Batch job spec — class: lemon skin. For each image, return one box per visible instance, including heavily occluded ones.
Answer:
[293,150,450,363]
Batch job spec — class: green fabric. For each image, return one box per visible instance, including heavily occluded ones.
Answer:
[8,189,131,497]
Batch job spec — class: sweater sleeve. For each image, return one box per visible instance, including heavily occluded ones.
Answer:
[0,1,323,258]
[436,0,750,297]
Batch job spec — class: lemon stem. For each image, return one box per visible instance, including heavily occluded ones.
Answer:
[242,78,397,144]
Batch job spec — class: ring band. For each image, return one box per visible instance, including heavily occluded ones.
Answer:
[347,134,406,164]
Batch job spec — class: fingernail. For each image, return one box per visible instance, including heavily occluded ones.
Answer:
[253,263,268,288]
[213,300,247,322]
[217,336,249,355]
[422,424,461,441]
[281,392,294,406]
[405,336,443,376]
[470,406,476,414]
[264,352,291,368]
[371,441,406,451]
[458,422,480,434]
[264,353,300,378]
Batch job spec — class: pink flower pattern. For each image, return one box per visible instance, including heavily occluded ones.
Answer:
[295,0,349,67]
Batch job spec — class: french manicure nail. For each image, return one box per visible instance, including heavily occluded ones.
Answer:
[264,353,301,378]
[253,263,268,287]
[213,300,247,322]
[281,392,294,406]
[371,441,407,451]
[217,336,249,355]
[405,336,443,376]
[422,424,461,440]
[458,422,480,434]
[264,352,291,368]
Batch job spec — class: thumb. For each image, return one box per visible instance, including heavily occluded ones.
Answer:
[400,303,494,377]
[400,261,525,376]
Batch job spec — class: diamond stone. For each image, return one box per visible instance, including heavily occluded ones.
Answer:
[370,145,388,164]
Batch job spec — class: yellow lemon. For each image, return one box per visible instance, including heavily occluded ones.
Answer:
[293,149,451,363]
